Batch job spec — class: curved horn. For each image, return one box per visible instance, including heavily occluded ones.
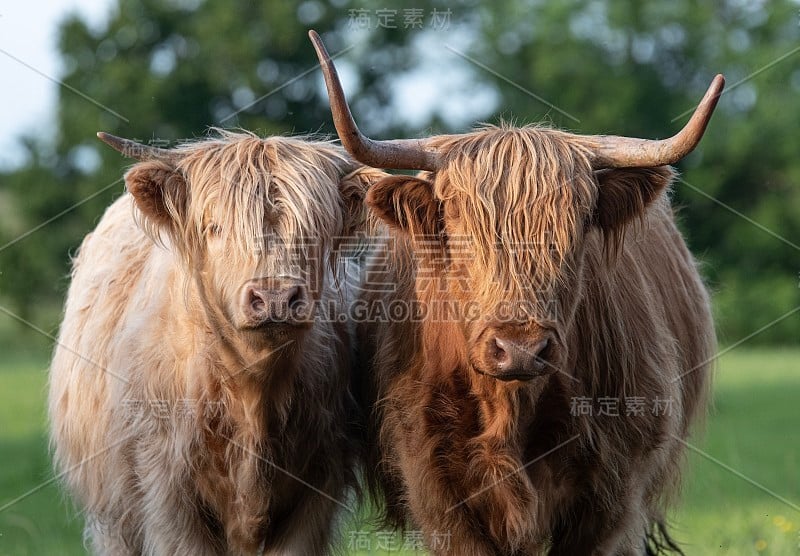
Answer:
[590,74,725,168]
[309,30,439,171]
[96,132,179,163]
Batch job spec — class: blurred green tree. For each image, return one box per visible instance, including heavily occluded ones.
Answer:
[0,0,798,344]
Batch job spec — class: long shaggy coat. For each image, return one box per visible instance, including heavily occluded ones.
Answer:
[49,133,383,555]
[356,125,715,555]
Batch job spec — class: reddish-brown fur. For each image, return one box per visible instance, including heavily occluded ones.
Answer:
[356,125,714,555]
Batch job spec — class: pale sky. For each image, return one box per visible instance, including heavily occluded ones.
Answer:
[0,0,113,168]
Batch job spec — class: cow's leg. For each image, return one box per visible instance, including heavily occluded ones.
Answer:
[134,441,223,556]
[383,402,527,555]
[548,487,648,556]
[84,514,140,556]
[261,492,339,555]
[137,484,223,555]
[399,459,510,556]
[423,524,504,556]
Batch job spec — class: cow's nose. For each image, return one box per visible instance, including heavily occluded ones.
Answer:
[243,284,308,324]
[490,337,551,380]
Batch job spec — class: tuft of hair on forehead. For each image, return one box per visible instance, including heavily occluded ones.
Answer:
[171,129,357,261]
[428,124,599,300]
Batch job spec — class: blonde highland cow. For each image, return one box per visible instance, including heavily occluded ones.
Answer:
[49,131,383,555]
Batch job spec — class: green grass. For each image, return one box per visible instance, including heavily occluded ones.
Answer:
[0,354,84,556]
[0,349,797,555]
[669,348,800,555]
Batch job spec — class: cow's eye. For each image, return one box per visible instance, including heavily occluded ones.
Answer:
[206,223,222,236]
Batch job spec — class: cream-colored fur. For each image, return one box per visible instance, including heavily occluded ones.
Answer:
[49,133,384,555]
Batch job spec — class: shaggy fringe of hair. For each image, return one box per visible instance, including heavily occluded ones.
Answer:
[129,129,375,268]
[177,130,353,260]
[426,124,599,309]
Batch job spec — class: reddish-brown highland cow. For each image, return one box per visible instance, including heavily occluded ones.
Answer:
[48,131,385,555]
[312,31,722,555]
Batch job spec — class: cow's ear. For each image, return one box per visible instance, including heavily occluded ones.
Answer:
[366,175,440,238]
[593,166,674,233]
[338,166,386,237]
[124,160,187,228]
